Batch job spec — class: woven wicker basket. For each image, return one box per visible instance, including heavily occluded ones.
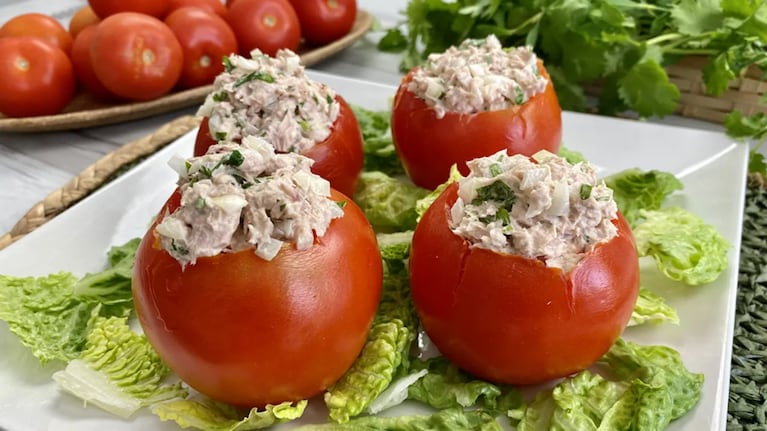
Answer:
[666,56,767,124]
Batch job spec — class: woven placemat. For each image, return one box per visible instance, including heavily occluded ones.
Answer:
[0,115,201,250]
[0,116,763,428]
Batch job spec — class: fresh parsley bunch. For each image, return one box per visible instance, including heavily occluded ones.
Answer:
[378,0,767,147]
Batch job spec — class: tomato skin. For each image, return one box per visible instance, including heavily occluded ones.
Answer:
[68,6,100,38]
[168,0,227,17]
[0,37,75,117]
[409,183,640,385]
[165,7,238,89]
[289,0,357,46]
[70,25,116,100]
[87,0,170,19]
[0,13,73,55]
[132,188,382,407]
[391,62,562,190]
[194,95,364,197]
[90,12,183,101]
[226,0,301,57]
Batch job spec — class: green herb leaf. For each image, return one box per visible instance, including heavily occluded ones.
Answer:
[473,181,516,208]
[223,150,244,167]
[234,71,275,87]
[618,59,680,118]
[377,28,408,52]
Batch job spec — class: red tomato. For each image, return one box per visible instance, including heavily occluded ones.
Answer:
[0,37,75,117]
[289,0,357,45]
[409,183,640,385]
[90,12,183,101]
[165,7,238,89]
[391,62,562,190]
[87,0,170,19]
[132,188,382,407]
[68,6,100,38]
[70,25,116,100]
[194,95,364,197]
[226,0,301,57]
[0,13,73,55]
[168,0,227,17]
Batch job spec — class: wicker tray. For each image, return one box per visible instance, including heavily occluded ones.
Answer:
[0,10,373,133]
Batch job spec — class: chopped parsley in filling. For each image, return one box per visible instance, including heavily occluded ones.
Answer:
[197,49,340,154]
[156,137,344,267]
[407,35,548,119]
[449,150,618,271]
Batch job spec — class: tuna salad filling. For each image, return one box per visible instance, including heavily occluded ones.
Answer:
[407,35,548,119]
[449,150,618,271]
[156,136,344,267]
[197,49,340,153]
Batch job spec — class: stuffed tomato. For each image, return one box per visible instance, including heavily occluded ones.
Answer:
[409,150,639,385]
[194,50,364,197]
[391,35,562,190]
[132,138,382,408]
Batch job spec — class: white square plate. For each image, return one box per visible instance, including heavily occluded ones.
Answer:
[0,71,749,431]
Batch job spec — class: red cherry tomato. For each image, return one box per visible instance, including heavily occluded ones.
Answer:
[194,95,364,197]
[70,25,116,100]
[87,0,170,19]
[226,0,300,57]
[0,13,73,55]
[168,0,227,17]
[68,6,100,38]
[391,62,562,190]
[165,7,238,89]
[90,12,183,101]
[132,188,382,407]
[409,183,640,385]
[288,0,357,46]
[0,37,75,117]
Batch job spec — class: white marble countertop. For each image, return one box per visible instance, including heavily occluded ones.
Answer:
[0,0,733,236]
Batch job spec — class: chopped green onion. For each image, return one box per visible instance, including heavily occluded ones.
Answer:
[580,184,593,200]
[195,197,206,210]
[222,56,233,72]
[489,163,503,177]
[234,71,275,87]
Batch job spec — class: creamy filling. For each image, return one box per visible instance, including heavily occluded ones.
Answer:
[197,49,340,153]
[407,35,548,119]
[156,136,344,267]
[449,150,618,271]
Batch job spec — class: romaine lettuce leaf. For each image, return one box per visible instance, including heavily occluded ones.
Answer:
[52,316,186,418]
[407,356,523,415]
[603,168,684,227]
[153,398,306,431]
[0,272,115,364]
[351,105,404,177]
[0,239,139,364]
[324,319,415,423]
[515,339,703,430]
[629,287,680,327]
[354,172,429,232]
[633,206,730,285]
[294,407,504,431]
[415,164,462,219]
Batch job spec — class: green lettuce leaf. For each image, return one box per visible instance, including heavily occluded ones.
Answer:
[153,398,306,431]
[629,287,680,327]
[516,339,703,430]
[74,238,140,307]
[52,316,186,418]
[0,273,117,364]
[633,206,730,285]
[350,105,404,177]
[603,168,684,227]
[324,319,415,423]
[294,407,504,431]
[415,164,462,219]
[557,145,586,164]
[354,172,429,232]
[407,356,523,416]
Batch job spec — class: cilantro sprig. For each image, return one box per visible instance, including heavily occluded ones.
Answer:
[379,0,767,154]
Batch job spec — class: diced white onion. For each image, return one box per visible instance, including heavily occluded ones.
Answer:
[546,180,570,217]
[531,149,557,163]
[208,194,247,215]
[520,166,548,190]
[167,154,189,177]
[256,238,283,261]
[155,218,187,241]
[424,78,444,101]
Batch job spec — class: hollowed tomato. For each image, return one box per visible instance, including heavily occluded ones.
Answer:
[391,62,562,190]
[132,188,383,407]
[194,95,364,197]
[409,183,640,385]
